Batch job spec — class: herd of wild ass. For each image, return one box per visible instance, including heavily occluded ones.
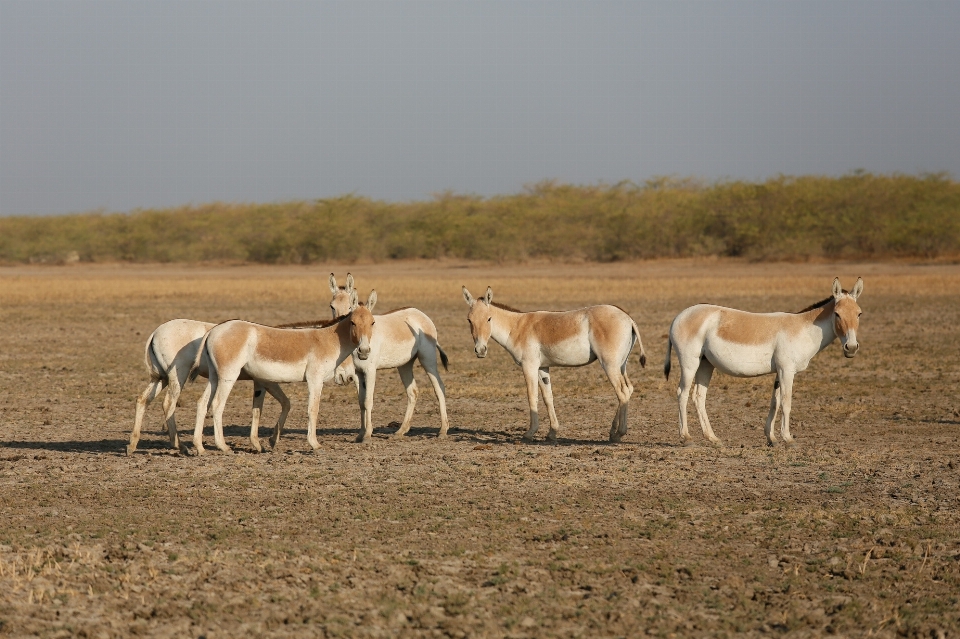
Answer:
[127,273,864,456]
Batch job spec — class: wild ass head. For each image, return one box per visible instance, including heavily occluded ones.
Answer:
[329,273,357,319]
[832,277,863,358]
[351,290,377,360]
[462,286,494,358]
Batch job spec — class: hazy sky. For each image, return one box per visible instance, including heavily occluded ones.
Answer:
[1,1,958,216]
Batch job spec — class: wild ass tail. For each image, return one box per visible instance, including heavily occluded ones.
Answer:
[188,330,212,383]
[664,337,672,380]
[629,318,647,368]
[143,329,164,383]
[436,342,449,371]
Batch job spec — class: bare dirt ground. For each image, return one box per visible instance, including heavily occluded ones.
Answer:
[0,260,958,638]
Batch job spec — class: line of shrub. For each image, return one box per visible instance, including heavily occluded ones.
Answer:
[2,172,958,264]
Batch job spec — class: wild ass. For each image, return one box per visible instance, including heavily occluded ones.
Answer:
[463,287,647,443]
[127,273,355,455]
[343,291,450,443]
[189,295,375,455]
[665,277,863,447]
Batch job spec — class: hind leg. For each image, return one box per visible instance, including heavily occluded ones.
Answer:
[778,370,797,446]
[129,379,164,455]
[420,350,449,438]
[676,356,700,446]
[394,362,419,438]
[615,362,635,439]
[764,376,782,446]
[604,365,633,443]
[210,377,237,453]
[193,377,215,456]
[249,383,266,453]
[692,359,721,445]
[538,368,561,443]
[264,382,291,450]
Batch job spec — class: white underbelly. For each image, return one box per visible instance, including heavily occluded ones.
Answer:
[704,338,775,378]
[243,359,308,383]
[540,340,594,367]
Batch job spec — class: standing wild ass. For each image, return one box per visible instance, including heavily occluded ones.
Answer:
[665,277,863,447]
[127,273,356,455]
[189,295,374,455]
[463,287,647,443]
[343,291,450,443]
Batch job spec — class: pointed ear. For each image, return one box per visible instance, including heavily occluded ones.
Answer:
[329,273,338,295]
[367,290,377,312]
[345,273,355,293]
[851,277,863,300]
[484,286,493,305]
[349,289,359,310]
[832,277,843,299]
[462,286,474,306]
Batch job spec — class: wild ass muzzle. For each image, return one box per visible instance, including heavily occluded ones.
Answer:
[189,300,372,455]
[341,290,450,443]
[127,273,356,455]
[463,286,647,443]
[664,277,863,447]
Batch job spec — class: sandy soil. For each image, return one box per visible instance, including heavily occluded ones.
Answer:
[0,260,958,638]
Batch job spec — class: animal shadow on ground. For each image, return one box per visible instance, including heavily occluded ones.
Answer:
[2,439,127,455]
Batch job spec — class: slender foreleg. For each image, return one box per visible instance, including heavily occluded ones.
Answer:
[778,371,797,447]
[394,361,419,437]
[264,382,291,450]
[605,365,633,443]
[764,376,782,446]
[306,379,323,451]
[521,363,542,441]
[129,378,164,455]
[356,369,377,443]
[692,359,720,445]
[676,357,700,446]
[537,368,561,443]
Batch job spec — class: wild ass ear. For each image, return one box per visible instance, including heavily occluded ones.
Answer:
[462,286,475,306]
[345,273,355,293]
[850,277,863,300]
[349,289,359,310]
[483,287,493,305]
[832,277,843,299]
[367,290,378,312]
[329,273,338,295]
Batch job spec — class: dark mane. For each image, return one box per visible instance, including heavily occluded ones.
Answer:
[491,301,523,313]
[795,296,838,314]
[275,314,348,329]
[383,306,412,314]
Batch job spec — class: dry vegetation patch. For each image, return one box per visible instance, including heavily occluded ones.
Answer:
[0,260,958,637]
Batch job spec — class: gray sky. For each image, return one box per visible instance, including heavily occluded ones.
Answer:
[1,1,958,216]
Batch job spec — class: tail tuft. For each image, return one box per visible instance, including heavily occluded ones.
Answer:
[437,343,449,371]
[664,337,673,380]
[639,353,647,368]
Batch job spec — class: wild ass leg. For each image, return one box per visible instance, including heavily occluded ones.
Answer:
[160,388,188,454]
[537,368,561,443]
[356,369,377,443]
[418,344,450,438]
[306,380,323,451]
[521,364,541,441]
[129,378,164,455]
[210,377,237,453]
[249,383,266,453]
[264,382,291,450]
[676,357,700,446]
[605,364,633,443]
[692,359,721,446]
[393,361,419,438]
[764,376,783,446]
[193,378,214,456]
[778,370,797,447]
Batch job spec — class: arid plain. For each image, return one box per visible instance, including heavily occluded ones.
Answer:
[0,260,957,638]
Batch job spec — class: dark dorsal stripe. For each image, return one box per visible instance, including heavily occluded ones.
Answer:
[384,307,412,314]
[275,314,348,329]
[795,295,841,314]
[491,301,523,313]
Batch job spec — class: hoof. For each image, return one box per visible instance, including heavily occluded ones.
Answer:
[783,438,798,449]
[609,433,622,444]
[521,436,536,443]
[177,444,190,456]
[436,432,448,440]
[392,432,406,440]
[194,447,206,457]
[355,435,371,444]
[709,439,724,449]
[681,438,696,447]
[125,444,137,457]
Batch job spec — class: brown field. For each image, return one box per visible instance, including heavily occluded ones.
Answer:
[0,260,958,638]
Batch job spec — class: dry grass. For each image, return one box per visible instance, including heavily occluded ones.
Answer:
[0,260,958,637]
